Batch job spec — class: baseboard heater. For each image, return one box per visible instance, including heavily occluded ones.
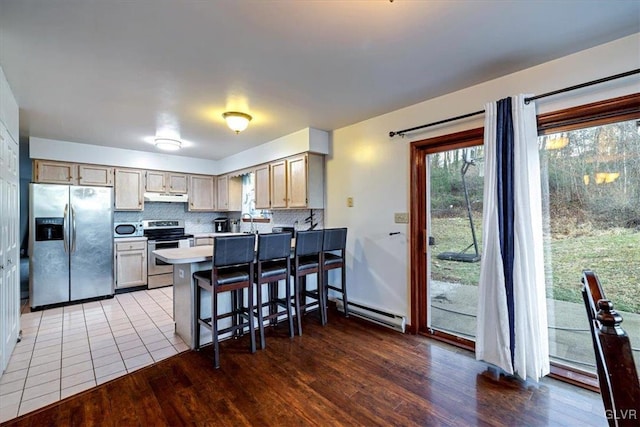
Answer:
[335,298,406,333]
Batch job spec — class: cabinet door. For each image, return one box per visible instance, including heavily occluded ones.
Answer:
[270,160,288,208]
[78,164,113,186]
[227,176,243,211]
[254,165,270,209]
[145,170,166,192]
[287,155,308,208]
[189,175,216,211]
[34,160,77,184]
[115,247,147,288]
[217,175,229,211]
[168,173,188,194]
[114,169,144,210]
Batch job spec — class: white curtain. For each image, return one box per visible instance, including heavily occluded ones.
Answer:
[476,94,550,382]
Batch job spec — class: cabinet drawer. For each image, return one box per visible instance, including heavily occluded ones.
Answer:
[116,241,146,251]
[194,237,213,246]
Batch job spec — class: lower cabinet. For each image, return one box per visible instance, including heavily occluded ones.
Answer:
[114,239,147,289]
[194,236,213,246]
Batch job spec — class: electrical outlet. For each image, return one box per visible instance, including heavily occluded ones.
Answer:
[394,212,409,223]
[347,197,354,207]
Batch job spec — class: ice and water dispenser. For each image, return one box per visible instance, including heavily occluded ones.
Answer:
[35,217,64,241]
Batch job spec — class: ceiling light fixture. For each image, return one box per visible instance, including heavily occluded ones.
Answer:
[223,111,252,134]
[154,137,182,151]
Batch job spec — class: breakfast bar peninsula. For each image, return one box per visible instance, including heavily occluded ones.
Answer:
[152,244,218,349]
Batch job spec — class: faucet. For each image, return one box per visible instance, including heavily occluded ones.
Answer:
[242,213,255,233]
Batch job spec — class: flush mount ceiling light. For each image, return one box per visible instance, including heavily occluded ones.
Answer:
[223,111,252,134]
[154,137,182,151]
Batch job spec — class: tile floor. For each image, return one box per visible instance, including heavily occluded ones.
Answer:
[0,287,189,422]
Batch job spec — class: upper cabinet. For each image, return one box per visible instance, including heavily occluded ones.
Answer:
[79,164,113,186]
[34,160,113,187]
[270,160,287,209]
[269,153,324,209]
[114,168,144,210]
[217,174,242,211]
[189,174,216,211]
[254,164,271,210]
[145,171,188,194]
[168,173,188,194]
[34,160,77,184]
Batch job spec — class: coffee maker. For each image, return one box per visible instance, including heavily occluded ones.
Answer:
[213,217,230,233]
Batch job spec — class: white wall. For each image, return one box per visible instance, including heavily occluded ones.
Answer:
[326,34,640,320]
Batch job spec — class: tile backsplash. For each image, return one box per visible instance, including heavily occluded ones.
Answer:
[114,203,323,234]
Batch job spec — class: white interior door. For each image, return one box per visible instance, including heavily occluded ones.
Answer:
[0,127,20,374]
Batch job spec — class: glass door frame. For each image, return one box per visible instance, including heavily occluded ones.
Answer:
[409,93,640,387]
[409,127,483,351]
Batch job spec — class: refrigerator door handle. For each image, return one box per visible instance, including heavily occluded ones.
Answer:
[63,203,70,253]
[70,205,77,253]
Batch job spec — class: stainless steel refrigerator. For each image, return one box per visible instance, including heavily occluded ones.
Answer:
[29,183,114,308]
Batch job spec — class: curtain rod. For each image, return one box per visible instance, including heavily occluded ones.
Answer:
[389,68,640,138]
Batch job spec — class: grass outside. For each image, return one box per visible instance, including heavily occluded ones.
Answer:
[430,215,640,313]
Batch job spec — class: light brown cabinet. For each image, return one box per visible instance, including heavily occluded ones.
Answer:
[114,168,144,210]
[269,153,324,209]
[189,174,216,211]
[270,160,288,209]
[114,239,147,289]
[33,160,77,184]
[34,160,113,186]
[254,164,271,209]
[194,236,214,246]
[78,164,113,186]
[217,174,242,211]
[145,171,188,194]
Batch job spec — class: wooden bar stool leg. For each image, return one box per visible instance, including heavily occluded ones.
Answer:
[256,280,265,350]
[318,272,327,326]
[294,275,303,336]
[231,290,238,337]
[269,282,278,326]
[341,265,349,317]
[248,284,256,354]
[194,285,201,350]
[212,288,220,369]
[285,275,294,338]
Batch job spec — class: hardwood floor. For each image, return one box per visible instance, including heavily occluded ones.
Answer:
[1,309,607,426]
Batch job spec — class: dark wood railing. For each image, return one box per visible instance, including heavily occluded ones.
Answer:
[582,270,640,426]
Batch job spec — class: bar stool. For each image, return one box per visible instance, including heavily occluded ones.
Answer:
[291,229,325,335]
[322,228,348,317]
[193,234,256,369]
[254,232,294,349]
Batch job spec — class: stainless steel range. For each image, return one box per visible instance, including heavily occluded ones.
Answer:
[143,220,193,289]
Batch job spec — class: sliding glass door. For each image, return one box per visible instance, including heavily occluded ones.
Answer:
[540,119,640,377]
[426,145,483,340]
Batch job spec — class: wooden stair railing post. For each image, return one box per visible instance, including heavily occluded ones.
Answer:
[582,270,640,427]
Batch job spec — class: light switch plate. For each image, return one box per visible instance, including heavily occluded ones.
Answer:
[394,212,409,223]
[347,197,354,207]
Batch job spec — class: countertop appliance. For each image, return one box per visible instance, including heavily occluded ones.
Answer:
[143,220,192,289]
[29,183,114,309]
[214,217,229,233]
[114,221,143,238]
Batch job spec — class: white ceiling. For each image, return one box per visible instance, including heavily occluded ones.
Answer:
[1,1,638,160]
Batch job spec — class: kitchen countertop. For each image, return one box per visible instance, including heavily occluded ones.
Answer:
[153,245,213,264]
[154,235,295,265]
[191,232,243,238]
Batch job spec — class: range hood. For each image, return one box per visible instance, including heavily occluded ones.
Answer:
[143,192,189,203]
